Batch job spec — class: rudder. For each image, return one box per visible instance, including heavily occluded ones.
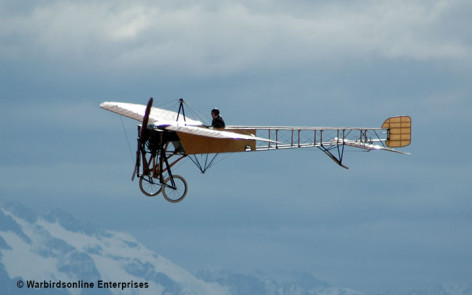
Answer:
[382,116,411,147]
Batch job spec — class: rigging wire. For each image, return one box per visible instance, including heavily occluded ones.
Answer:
[148,97,210,125]
[188,152,234,173]
[119,115,135,165]
[180,99,211,126]
[155,99,180,110]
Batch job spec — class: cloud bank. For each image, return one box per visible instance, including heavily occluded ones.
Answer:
[1,0,470,77]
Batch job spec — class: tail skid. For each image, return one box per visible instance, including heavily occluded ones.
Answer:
[319,145,349,169]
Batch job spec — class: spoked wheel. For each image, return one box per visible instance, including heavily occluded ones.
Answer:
[139,175,162,197]
[162,175,188,203]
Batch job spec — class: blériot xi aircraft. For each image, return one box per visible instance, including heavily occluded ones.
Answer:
[100,98,411,203]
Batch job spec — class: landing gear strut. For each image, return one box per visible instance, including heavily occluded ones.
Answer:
[132,98,188,202]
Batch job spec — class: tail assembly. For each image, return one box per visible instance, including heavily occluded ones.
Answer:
[382,116,411,148]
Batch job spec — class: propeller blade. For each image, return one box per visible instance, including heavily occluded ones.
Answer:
[140,97,153,140]
[131,98,154,181]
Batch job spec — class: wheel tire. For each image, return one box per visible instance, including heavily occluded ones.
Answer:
[139,176,162,197]
[162,175,188,203]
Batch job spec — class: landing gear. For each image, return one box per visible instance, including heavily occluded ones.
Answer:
[162,175,188,203]
[134,127,188,202]
[132,98,190,203]
[139,175,162,197]
[139,174,188,202]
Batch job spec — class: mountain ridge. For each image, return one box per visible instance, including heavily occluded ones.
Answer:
[1,201,470,295]
[0,201,228,295]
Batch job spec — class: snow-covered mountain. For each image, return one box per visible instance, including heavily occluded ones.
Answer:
[0,202,228,295]
[0,202,470,295]
[195,268,365,295]
[0,202,363,295]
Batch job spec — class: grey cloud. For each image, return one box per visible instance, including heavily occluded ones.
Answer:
[1,0,470,78]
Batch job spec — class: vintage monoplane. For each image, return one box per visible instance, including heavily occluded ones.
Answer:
[100,98,411,203]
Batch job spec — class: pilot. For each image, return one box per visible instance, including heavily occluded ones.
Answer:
[211,108,225,128]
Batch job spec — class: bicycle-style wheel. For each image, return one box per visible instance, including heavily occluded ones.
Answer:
[162,175,188,203]
[139,176,162,197]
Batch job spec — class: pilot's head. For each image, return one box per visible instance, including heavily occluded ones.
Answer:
[211,108,220,118]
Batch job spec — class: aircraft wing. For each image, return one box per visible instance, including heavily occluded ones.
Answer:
[165,125,278,155]
[100,101,203,126]
[165,125,276,142]
[100,101,278,154]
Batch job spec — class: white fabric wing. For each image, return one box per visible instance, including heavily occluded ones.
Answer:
[166,125,277,143]
[100,101,276,142]
[100,102,203,126]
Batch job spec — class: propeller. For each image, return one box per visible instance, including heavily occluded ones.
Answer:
[132,97,154,181]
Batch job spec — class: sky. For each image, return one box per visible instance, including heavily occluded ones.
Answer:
[1,0,472,293]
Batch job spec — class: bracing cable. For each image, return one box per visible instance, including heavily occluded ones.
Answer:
[119,115,135,166]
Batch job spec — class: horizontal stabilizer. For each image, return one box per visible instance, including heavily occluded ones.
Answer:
[331,138,410,155]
